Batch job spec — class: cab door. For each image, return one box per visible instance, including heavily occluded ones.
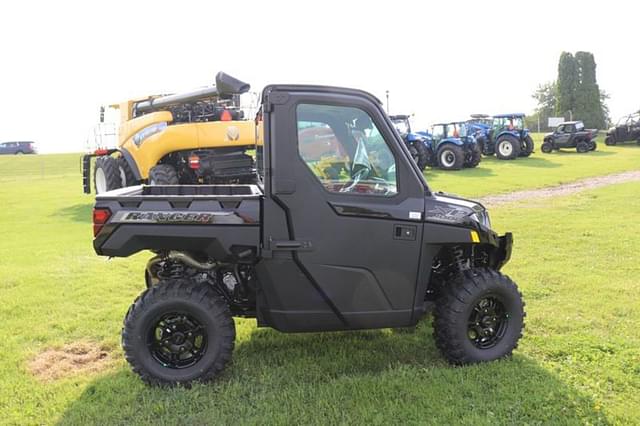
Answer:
[257,86,430,332]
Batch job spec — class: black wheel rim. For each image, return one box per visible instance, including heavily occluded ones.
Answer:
[147,312,207,369]
[467,296,508,349]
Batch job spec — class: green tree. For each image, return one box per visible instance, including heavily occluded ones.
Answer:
[574,51,606,129]
[556,52,578,119]
[531,81,557,131]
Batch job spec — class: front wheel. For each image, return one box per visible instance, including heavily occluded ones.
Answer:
[413,141,430,171]
[541,142,553,153]
[464,143,482,168]
[437,144,465,170]
[519,135,534,157]
[495,135,521,160]
[122,278,236,386]
[433,268,525,364]
[589,141,597,151]
[604,136,616,146]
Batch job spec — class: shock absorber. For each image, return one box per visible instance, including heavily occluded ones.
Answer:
[451,245,470,271]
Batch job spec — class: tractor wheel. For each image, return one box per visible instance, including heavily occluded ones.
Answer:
[604,136,616,146]
[117,156,137,187]
[519,135,534,157]
[495,135,521,160]
[94,156,122,194]
[589,141,597,151]
[414,141,430,171]
[433,268,525,365]
[576,141,590,153]
[437,144,464,170]
[149,164,179,185]
[541,142,553,154]
[464,143,482,168]
[122,278,235,386]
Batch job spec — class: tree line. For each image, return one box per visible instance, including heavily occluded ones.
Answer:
[528,51,609,131]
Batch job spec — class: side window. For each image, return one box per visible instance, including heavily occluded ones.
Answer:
[296,104,397,196]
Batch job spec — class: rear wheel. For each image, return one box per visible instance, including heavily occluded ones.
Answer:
[437,144,464,170]
[149,164,179,185]
[15,151,24,155]
[122,278,236,386]
[541,142,553,153]
[576,141,589,153]
[495,135,521,160]
[94,156,122,194]
[433,268,525,364]
[605,136,616,146]
[589,141,597,151]
[519,135,534,157]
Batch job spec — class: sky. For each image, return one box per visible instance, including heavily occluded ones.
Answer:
[1,0,638,153]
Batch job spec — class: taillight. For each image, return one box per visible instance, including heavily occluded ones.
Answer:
[93,208,111,237]
[94,148,109,156]
[220,109,232,121]
[188,154,200,170]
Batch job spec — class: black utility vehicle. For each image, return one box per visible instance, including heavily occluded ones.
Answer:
[92,84,524,386]
[605,112,640,145]
[541,121,597,153]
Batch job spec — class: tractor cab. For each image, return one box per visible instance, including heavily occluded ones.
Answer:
[475,113,533,160]
[389,114,430,171]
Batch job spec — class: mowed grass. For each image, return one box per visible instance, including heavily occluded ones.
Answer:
[0,152,639,424]
[427,133,640,197]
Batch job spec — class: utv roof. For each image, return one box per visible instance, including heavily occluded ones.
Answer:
[493,113,525,118]
[470,114,491,119]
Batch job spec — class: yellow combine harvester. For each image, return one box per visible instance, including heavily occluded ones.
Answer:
[82,72,260,193]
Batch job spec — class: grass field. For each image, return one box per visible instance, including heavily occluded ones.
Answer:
[0,147,639,424]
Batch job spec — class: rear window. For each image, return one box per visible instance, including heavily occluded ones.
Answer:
[575,122,584,131]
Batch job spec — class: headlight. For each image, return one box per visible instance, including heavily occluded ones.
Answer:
[471,210,491,229]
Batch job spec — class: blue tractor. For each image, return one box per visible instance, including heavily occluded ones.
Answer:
[474,113,534,160]
[389,115,430,171]
[424,122,481,170]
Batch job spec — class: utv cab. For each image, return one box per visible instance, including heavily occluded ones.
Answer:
[91,82,525,387]
[605,112,640,146]
[541,121,597,153]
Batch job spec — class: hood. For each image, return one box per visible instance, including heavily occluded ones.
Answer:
[425,192,491,229]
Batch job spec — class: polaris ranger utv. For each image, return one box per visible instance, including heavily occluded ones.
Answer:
[92,84,524,386]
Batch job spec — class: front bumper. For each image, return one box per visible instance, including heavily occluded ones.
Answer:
[494,232,513,270]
